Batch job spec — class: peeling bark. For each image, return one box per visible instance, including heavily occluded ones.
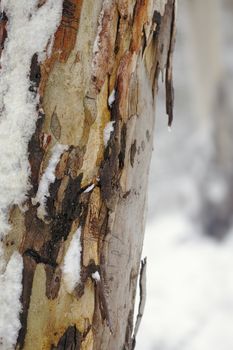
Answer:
[0,11,7,59]
[0,0,176,349]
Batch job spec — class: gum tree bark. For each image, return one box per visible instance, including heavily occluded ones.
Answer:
[1,0,175,349]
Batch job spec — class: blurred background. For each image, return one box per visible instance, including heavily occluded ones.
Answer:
[137,0,233,349]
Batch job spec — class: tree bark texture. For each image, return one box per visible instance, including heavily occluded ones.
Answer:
[1,0,175,349]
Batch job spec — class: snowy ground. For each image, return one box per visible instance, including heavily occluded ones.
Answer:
[137,215,233,350]
[136,1,233,349]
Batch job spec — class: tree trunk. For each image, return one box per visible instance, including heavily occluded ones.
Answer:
[0,1,175,349]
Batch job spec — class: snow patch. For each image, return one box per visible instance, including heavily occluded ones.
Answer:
[0,249,23,350]
[0,0,63,237]
[92,271,101,282]
[32,144,68,220]
[108,89,115,108]
[84,184,95,193]
[63,227,82,294]
[103,121,115,146]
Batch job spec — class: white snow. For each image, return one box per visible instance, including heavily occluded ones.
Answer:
[92,271,101,282]
[0,2,62,348]
[138,216,233,350]
[103,121,115,146]
[0,0,63,237]
[63,227,82,294]
[108,89,116,108]
[32,144,68,220]
[84,183,95,193]
[0,249,23,350]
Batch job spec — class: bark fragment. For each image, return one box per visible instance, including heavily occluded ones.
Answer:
[154,0,176,126]
[39,0,84,95]
[131,258,147,349]
[52,326,81,350]
[165,0,177,126]
[0,11,7,58]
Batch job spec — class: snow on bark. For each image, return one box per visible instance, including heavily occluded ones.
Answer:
[108,89,115,108]
[103,121,115,147]
[84,183,95,193]
[0,0,63,237]
[63,227,82,294]
[0,249,23,350]
[32,144,68,220]
[92,271,101,282]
